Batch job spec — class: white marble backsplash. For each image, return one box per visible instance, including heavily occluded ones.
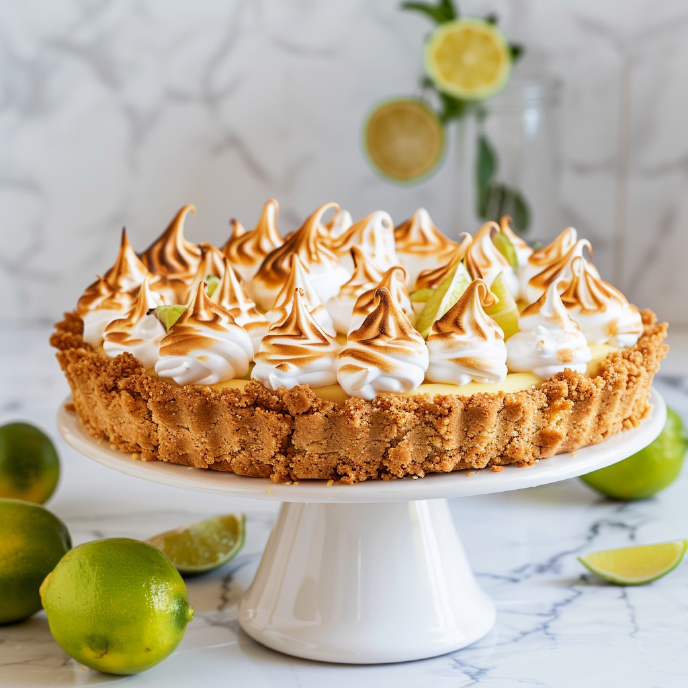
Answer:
[1,0,686,326]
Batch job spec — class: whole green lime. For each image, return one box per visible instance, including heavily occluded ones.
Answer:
[581,407,688,500]
[40,538,193,675]
[0,498,71,624]
[0,422,60,504]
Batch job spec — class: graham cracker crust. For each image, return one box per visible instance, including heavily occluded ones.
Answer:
[51,310,667,484]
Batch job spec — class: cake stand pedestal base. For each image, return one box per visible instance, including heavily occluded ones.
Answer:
[238,499,495,664]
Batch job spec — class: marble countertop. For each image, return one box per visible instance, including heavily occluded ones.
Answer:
[2,327,688,688]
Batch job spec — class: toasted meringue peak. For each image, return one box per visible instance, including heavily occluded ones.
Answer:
[524,239,598,304]
[155,281,253,385]
[103,229,153,292]
[184,242,227,301]
[78,276,138,348]
[465,222,519,297]
[252,202,349,310]
[331,211,400,274]
[426,280,507,386]
[252,288,342,391]
[348,266,413,334]
[560,256,643,347]
[507,280,591,379]
[264,254,335,336]
[415,233,472,291]
[222,199,283,283]
[210,257,268,355]
[327,247,385,334]
[141,205,201,280]
[499,216,533,266]
[394,208,458,285]
[324,208,353,239]
[103,279,165,368]
[337,288,429,400]
[518,227,577,299]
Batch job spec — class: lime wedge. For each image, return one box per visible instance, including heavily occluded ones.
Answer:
[152,305,187,331]
[424,19,512,101]
[205,275,220,297]
[410,288,435,303]
[484,272,519,340]
[147,514,245,574]
[415,261,471,338]
[579,540,687,586]
[492,232,518,268]
[364,98,445,183]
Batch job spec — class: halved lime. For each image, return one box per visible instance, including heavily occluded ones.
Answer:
[492,231,518,268]
[415,261,471,338]
[364,98,445,183]
[579,540,687,586]
[152,305,187,331]
[147,514,245,574]
[424,19,512,101]
[484,272,519,339]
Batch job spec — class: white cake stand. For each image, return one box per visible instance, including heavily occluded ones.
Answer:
[57,389,665,664]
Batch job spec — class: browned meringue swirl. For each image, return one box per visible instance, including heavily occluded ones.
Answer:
[351,266,410,323]
[141,205,202,279]
[527,227,577,272]
[529,240,592,296]
[337,247,385,302]
[560,256,626,313]
[104,229,153,291]
[211,256,260,317]
[416,233,472,291]
[393,208,457,258]
[222,199,282,268]
[432,280,499,339]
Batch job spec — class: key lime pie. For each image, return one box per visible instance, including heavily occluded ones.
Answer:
[52,201,667,483]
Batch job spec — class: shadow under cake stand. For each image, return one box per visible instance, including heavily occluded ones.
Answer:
[57,388,666,665]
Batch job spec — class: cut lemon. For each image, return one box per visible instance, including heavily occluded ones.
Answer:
[364,98,445,182]
[415,261,471,338]
[147,514,245,574]
[485,272,519,339]
[579,540,687,586]
[424,19,512,101]
[152,305,186,331]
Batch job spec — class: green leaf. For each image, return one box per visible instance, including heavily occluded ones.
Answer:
[511,190,530,232]
[401,0,457,23]
[484,13,498,24]
[438,93,466,122]
[476,134,498,217]
[510,44,525,62]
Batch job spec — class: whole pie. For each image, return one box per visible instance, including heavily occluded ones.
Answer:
[52,201,667,484]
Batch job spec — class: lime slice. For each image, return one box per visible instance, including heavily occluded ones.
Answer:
[484,272,519,339]
[205,275,220,297]
[152,305,187,331]
[147,514,245,574]
[424,19,512,101]
[364,98,445,183]
[492,231,518,268]
[579,540,687,586]
[581,407,687,500]
[415,261,471,338]
[410,288,435,303]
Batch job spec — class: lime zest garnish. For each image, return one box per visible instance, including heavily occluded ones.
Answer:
[415,261,471,338]
[147,514,245,575]
[205,275,220,297]
[492,231,518,268]
[152,305,187,331]
[578,540,687,586]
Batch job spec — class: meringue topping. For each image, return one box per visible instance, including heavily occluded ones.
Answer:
[253,288,342,391]
[426,280,507,385]
[337,288,429,400]
[324,208,353,239]
[415,233,472,291]
[141,205,202,280]
[78,277,138,348]
[506,280,591,379]
[155,281,253,385]
[264,254,335,336]
[394,208,458,285]
[331,211,400,274]
[349,266,414,334]
[499,216,533,266]
[327,247,385,335]
[184,242,227,301]
[560,255,643,347]
[210,256,269,354]
[252,202,349,310]
[222,199,282,283]
[103,229,153,292]
[103,279,165,368]
[518,227,577,299]
[465,222,520,297]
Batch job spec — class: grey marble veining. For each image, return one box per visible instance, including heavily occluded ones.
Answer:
[1,324,687,687]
